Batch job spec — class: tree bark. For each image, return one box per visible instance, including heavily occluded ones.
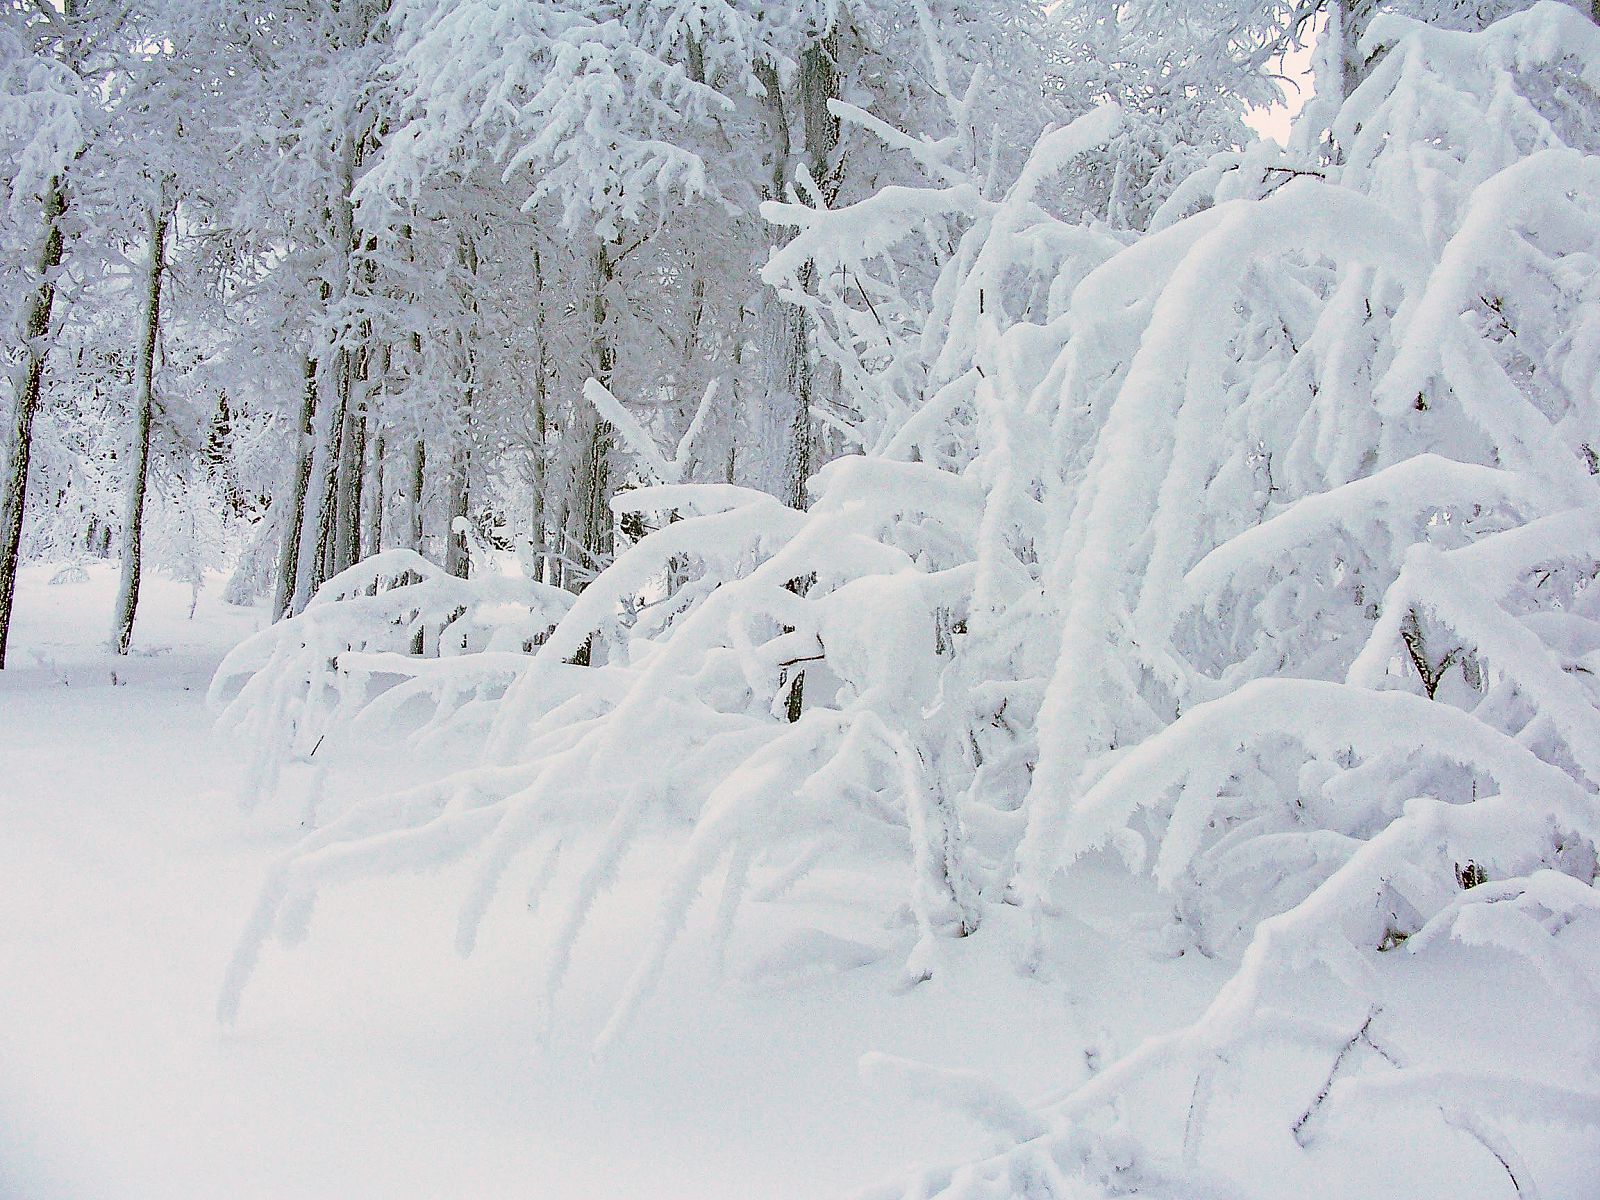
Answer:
[761,276,815,510]
[409,435,426,654]
[446,232,478,581]
[445,433,470,579]
[1333,0,1376,108]
[332,397,364,574]
[0,177,67,668]
[529,349,549,583]
[112,201,170,654]
[755,36,842,511]
[292,119,363,612]
[366,429,384,557]
[297,347,347,607]
[528,247,549,583]
[409,436,426,552]
[273,356,317,621]
[571,240,616,586]
[364,342,390,560]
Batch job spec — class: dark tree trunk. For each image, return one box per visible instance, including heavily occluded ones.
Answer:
[112,202,170,655]
[0,178,67,669]
[528,248,550,583]
[445,434,470,579]
[755,35,842,511]
[303,350,348,602]
[409,435,426,654]
[572,241,616,587]
[446,233,478,581]
[332,398,364,575]
[293,121,365,611]
[409,436,426,553]
[366,429,384,558]
[273,356,317,621]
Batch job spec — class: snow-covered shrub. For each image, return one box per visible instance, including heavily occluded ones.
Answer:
[217,6,1600,1194]
[144,471,228,616]
[859,6,1600,1195]
[210,549,572,810]
[216,92,1127,1021]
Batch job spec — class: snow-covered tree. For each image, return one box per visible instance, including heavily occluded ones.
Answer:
[0,0,90,666]
[213,4,1600,1196]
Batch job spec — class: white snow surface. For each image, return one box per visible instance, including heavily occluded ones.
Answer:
[5,566,1599,1198]
[0,563,1222,1199]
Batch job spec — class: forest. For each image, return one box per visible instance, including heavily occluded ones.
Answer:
[3,0,1600,1197]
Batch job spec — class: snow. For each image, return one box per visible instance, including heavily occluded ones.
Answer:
[0,563,1225,1199]
[6,6,1600,1198]
[5,555,1596,1199]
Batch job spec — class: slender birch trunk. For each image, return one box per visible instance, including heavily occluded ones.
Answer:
[0,177,67,669]
[111,201,171,655]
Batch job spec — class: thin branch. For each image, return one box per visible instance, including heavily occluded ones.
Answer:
[1294,1006,1380,1147]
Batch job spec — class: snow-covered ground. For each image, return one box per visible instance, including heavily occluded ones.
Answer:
[0,564,1220,1199]
[4,564,1597,1199]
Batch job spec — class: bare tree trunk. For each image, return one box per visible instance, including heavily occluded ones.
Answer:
[548,485,572,592]
[529,358,548,583]
[334,269,380,575]
[445,432,470,579]
[409,436,426,552]
[273,356,317,621]
[446,233,478,581]
[409,435,426,654]
[563,243,618,664]
[761,279,814,510]
[297,349,347,607]
[112,201,170,654]
[755,36,841,510]
[528,248,549,583]
[332,397,364,574]
[726,309,746,484]
[1330,0,1377,115]
[364,342,390,559]
[366,429,384,557]
[574,242,616,579]
[574,411,612,569]
[0,178,67,669]
[292,121,364,611]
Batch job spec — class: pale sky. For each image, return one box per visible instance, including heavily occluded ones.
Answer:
[1246,36,1317,145]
